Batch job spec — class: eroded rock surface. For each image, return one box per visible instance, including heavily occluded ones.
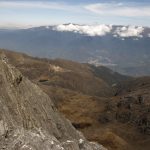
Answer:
[0,58,106,150]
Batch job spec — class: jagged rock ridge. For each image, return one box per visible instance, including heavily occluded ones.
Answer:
[0,56,106,150]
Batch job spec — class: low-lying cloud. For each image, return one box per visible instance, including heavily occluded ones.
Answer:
[115,26,144,37]
[54,24,112,36]
[53,24,145,37]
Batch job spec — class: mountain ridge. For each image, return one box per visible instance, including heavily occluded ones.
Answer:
[0,24,150,76]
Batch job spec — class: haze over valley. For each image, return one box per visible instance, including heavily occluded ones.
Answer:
[0,24,150,76]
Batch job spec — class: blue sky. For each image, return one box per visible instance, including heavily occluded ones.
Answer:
[0,0,150,28]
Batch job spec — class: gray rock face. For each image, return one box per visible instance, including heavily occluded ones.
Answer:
[0,58,106,150]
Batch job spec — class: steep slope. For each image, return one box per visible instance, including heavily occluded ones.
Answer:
[0,55,106,150]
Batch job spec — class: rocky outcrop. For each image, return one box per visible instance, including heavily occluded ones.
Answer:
[100,95,150,135]
[0,57,106,150]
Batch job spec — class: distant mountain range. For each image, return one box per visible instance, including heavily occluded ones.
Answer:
[0,24,150,76]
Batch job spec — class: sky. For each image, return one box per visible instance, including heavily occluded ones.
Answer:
[0,0,150,28]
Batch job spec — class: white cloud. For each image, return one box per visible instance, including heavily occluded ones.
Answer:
[0,1,76,11]
[0,1,150,27]
[85,3,150,17]
[54,24,112,36]
[53,24,145,37]
[115,26,144,37]
[2,1,150,18]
